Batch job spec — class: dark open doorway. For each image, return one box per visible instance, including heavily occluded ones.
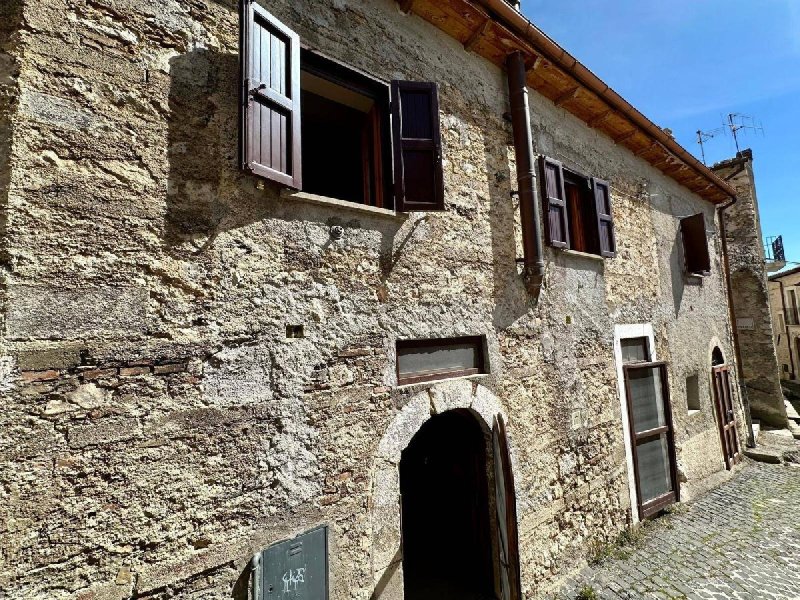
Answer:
[399,410,495,600]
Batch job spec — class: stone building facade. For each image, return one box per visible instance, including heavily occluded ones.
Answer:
[712,150,787,427]
[0,0,749,599]
[769,266,800,388]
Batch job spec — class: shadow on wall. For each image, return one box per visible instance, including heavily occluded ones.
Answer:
[166,47,289,253]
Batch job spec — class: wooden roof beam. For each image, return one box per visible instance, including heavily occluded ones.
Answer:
[635,142,659,157]
[587,110,612,128]
[613,129,637,144]
[399,0,415,14]
[554,86,580,107]
[464,18,491,52]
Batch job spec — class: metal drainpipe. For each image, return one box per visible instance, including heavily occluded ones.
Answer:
[507,50,545,290]
[718,195,757,447]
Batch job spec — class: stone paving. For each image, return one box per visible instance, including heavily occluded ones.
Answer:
[557,460,800,600]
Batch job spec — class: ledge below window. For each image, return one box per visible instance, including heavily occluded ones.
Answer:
[561,249,605,262]
[280,190,408,221]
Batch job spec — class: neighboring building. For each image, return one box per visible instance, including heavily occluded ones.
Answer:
[0,0,749,599]
[769,266,800,389]
[712,150,788,427]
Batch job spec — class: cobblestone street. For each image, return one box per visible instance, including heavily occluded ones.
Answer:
[559,460,800,600]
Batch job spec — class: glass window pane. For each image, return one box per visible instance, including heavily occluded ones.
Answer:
[628,367,666,432]
[621,337,649,363]
[397,339,483,381]
[636,434,673,503]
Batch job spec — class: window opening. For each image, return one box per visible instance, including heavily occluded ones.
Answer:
[300,51,391,207]
[396,336,486,386]
[686,373,701,412]
[621,337,650,364]
[564,171,599,255]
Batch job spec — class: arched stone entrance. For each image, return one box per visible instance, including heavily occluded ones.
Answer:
[370,380,520,600]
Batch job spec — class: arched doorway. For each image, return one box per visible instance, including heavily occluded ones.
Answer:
[399,409,508,600]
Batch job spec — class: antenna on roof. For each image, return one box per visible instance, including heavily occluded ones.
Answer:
[696,126,726,166]
[726,113,764,153]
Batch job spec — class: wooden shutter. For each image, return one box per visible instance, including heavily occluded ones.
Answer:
[539,157,570,248]
[240,1,302,189]
[680,213,711,275]
[391,81,444,212]
[591,177,616,258]
[493,416,521,600]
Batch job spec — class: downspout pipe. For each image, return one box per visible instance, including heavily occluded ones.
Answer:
[475,0,737,201]
[507,50,544,290]
[718,195,757,448]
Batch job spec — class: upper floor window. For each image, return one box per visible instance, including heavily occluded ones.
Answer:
[539,156,616,258]
[680,213,711,276]
[239,1,444,212]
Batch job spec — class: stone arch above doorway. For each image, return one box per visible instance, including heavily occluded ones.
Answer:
[370,379,511,599]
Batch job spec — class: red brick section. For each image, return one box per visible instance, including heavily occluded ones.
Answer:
[19,360,191,384]
[21,370,59,382]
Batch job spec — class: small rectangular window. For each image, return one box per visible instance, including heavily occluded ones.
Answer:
[787,290,799,326]
[680,213,711,276]
[686,373,701,412]
[621,337,650,364]
[396,336,486,385]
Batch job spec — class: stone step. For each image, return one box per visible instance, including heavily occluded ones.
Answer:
[744,447,783,464]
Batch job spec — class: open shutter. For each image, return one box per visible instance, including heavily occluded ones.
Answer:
[391,81,444,212]
[680,213,711,275]
[539,157,570,248]
[240,1,302,189]
[493,416,521,600]
[591,177,616,258]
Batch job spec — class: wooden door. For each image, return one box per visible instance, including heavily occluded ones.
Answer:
[624,362,680,519]
[492,416,521,600]
[713,366,741,469]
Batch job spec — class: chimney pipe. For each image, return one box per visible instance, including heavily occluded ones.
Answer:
[507,51,545,290]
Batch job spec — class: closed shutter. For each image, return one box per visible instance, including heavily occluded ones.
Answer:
[391,81,444,212]
[680,213,711,275]
[240,1,302,189]
[591,177,616,258]
[539,157,570,248]
[493,416,521,600]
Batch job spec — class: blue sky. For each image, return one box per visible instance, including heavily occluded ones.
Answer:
[521,0,800,267]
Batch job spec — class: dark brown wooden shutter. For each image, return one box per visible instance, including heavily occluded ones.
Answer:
[591,177,616,258]
[240,1,302,189]
[391,81,444,212]
[493,416,521,600]
[539,157,569,248]
[681,213,711,275]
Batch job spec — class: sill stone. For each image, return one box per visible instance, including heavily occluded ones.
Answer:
[281,190,408,221]
[687,409,702,417]
[395,372,490,391]
[561,249,605,262]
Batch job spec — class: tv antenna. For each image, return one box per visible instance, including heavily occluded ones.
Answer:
[696,126,726,166]
[726,113,764,153]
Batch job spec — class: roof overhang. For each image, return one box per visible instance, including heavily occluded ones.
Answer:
[397,0,736,204]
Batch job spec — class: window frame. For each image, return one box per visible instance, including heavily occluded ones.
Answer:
[396,336,487,386]
[622,360,680,519]
[299,48,393,209]
[680,213,712,276]
[539,155,616,258]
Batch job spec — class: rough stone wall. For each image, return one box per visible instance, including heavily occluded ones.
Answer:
[713,151,787,426]
[0,1,746,599]
[768,270,800,383]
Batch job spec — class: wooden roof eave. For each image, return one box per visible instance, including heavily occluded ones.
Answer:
[400,0,735,205]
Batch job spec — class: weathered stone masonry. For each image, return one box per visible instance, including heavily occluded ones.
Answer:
[0,1,747,599]
[713,150,787,427]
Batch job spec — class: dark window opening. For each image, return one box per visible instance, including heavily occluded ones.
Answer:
[564,171,600,255]
[397,336,487,385]
[680,213,712,276]
[400,410,495,600]
[711,346,725,366]
[300,51,391,208]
